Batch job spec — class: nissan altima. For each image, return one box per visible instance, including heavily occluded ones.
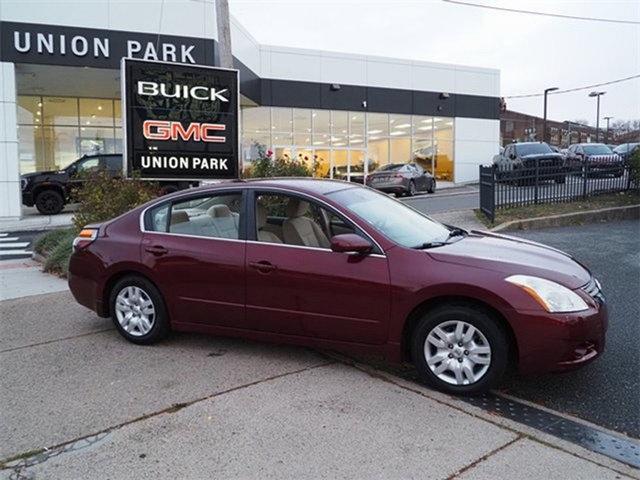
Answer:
[68,179,607,394]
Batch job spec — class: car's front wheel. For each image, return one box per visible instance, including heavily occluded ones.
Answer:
[109,276,170,344]
[35,189,64,215]
[411,304,508,395]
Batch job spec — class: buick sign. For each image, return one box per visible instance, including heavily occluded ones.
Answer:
[122,58,239,181]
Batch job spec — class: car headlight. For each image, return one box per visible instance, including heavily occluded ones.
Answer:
[21,178,28,190]
[505,275,589,313]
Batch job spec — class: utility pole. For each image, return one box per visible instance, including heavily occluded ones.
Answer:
[215,0,234,69]
[543,87,558,144]
[604,116,613,144]
[588,91,606,142]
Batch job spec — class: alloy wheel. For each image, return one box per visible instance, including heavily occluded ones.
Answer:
[114,286,156,337]
[424,320,492,386]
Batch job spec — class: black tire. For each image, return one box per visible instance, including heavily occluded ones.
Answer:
[427,179,436,194]
[109,275,170,345]
[411,304,509,395]
[407,180,416,197]
[35,189,64,215]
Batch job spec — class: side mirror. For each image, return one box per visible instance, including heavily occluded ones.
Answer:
[509,153,516,160]
[330,234,373,255]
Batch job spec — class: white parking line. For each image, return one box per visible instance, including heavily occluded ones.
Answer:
[0,250,31,255]
[0,237,20,242]
[0,233,8,237]
[0,242,30,248]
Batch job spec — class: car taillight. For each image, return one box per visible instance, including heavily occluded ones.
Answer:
[73,228,98,252]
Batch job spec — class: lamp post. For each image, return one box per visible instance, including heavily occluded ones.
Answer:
[543,87,559,144]
[603,116,613,144]
[588,91,606,142]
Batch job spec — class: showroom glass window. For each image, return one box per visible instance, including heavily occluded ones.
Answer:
[17,95,121,173]
[239,106,454,182]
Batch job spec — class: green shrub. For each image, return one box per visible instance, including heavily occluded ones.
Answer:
[36,228,76,276]
[33,228,75,256]
[72,171,158,230]
[243,143,312,178]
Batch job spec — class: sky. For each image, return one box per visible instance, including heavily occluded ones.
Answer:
[228,0,640,125]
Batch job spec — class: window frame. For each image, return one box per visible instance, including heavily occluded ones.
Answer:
[142,189,248,242]
[246,188,384,255]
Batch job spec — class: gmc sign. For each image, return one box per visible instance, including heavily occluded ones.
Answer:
[122,58,239,180]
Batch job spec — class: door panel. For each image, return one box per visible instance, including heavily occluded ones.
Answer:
[246,243,390,343]
[140,190,247,329]
[246,191,390,344]
[142,234,246,328]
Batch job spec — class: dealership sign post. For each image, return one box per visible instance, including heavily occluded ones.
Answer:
[121,58,239,180]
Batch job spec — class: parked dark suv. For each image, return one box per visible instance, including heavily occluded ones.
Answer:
[21,154,197,215]
[494,142,565,185]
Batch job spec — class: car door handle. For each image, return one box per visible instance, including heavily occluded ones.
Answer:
[249,261,276,273]
[145,245,168,256]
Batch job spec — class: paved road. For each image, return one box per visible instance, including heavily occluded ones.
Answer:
[502,220,640,438]
[0,231,44,260]
[402,190,479,214]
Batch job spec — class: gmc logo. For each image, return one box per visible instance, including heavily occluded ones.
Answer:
[143,120,226,143]
[137,81,229,102]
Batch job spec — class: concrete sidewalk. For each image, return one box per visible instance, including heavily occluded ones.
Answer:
[0,259,68,300]
[1,290,636,479]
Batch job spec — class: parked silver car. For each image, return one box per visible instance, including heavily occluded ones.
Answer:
[365,163,436,196]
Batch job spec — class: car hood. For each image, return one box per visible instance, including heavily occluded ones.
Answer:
[21,170,68,181]
[427,230,591,289]
[520,153,564,160]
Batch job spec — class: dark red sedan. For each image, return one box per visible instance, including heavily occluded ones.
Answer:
[68,178,607,394]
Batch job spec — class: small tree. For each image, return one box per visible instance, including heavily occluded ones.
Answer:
[243,143,312,178]
[72,171,159,230]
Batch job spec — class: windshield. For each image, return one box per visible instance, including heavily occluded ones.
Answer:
[583,144,612,155]
[327,187,451,248]
[614,143,638,154]
[515,143,553,156]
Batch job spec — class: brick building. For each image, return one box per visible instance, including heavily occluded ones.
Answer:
[500,110,606,147]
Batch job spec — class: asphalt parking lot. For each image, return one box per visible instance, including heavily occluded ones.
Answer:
[502,220,640,438]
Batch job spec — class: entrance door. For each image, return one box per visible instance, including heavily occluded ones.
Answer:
[245,191,391,344]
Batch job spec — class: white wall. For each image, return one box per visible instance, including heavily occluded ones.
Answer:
[0,62,21,219]
[1,0,500,97]
[454,117,500,184]
[259,45,500,97]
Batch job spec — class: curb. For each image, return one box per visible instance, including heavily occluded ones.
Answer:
[490,204,640,232]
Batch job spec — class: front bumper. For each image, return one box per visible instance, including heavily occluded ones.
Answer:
[513,302,608,375]
[22,191,35,207]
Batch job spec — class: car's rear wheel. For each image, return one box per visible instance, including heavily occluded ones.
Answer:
[427,179,436,193]
[109,276,170,344]
[407,180,416,196]
[411,304,508,395]
[35,189,64,215]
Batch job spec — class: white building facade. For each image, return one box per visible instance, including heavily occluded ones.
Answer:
[0,0,500,220]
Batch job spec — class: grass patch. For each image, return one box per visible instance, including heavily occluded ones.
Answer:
[475,190,640,228]
[34,228,77,277]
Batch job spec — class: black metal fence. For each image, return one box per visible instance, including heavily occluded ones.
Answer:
[479,160,636,222]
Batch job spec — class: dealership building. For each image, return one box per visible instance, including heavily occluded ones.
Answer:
[0,0,500,220]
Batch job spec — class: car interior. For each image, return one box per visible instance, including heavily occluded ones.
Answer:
[148,192,362,247]
[168,194,242,239]
[256,194,356,248]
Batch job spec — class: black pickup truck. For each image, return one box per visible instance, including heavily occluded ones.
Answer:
[21,154,198,215]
